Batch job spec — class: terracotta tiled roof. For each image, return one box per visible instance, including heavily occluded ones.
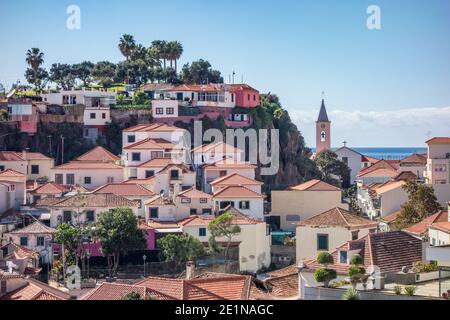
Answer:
[140,220,181,230]
[361,155,379,164]
[92,183,155,197]
[371,180,405,195]
[122,177,156,185]
[21,152,52,161]
[213,185,263,199]
[210,173,263,186]
[31,182,68,195]
[75,146,120,162]
[0,169,25,177]
[204,159,256,169]
[192,141,243,154]
[288,179,341,191]
[0,279,71,300]
[53,161,123,170]
[393,171,418,181]
[179,213,260,227]
[178,187,212,199]
[380,211,401,224]
[145,195,175,206]
[297,207,378,229]
[304,231,423,275]
[228,83,258,92]
[123,123,185,133]
[0,151,25,161]
[429,221,450,233]
[357,160,399,178]
[403,210,449,236]
[1,242,40,259]
[140,83,174,91]
[426,137,450,144]
[36,193,139,208]
[0,271,23,280]
[80,283,149,300]
[7,221,57,235]
[138,157,182,168]
[400,153,427,165]
[266,265,298,278]
[135,273,253,300]
[265,273,298,298]
[169,84,219,92]
[123,138,182,150]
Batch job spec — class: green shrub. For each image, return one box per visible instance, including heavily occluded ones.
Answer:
[348,265,366,277]
[329,280,350,288]
[393,285,403,295]
[404,285,417,296]
[317,252,334,265]
[342,288,360,300]
[350,254,363,265]
[412,261,438,273]
[314,268,337,287]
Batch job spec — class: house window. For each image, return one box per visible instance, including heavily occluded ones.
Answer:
[202,208,212,215]
[342,157,348,166]
[239,201,250,210]
[200,198,208,204]
[0,165,4,172]
[132,152,141,162]
[107,177,114,183]
[86,211,95,223]
[37,236,45,246]
[66,174,75,185]
[247,94,251,101]
[253,94,256,101]
[84,177,92,185]
[317,234,329,251]
[199,228,206,237]
[156,108,164,115]
[339,251,348,264]
[127,135,136,143]
[231,94,234,103]
[55,174,63,185]
[166,107,174,115]
[63,211,72,223]
[145,170,155,178]
[286,215,300,222]
[219,201,234,209]
[8,185,16,192]
[190,208,197,215]
[351,230,359,240]
[20,237,28,246]
[31,165,39,174]
[181,198,191,204]
[219,170,227,177]
[102,113,106,119]
[320,131,326,142]
[149,207,158,219]
[90,113,96,119]
[170,170,179,180]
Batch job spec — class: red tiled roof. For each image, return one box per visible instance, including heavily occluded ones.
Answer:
[53,161,123,170]
[31,182,68,195]
[138,157,182,168]
[304,231,423,275]
[122,177,155,185]
[426,137,450,144]
[0,151,25,161]
[228,83,259,92]
[75,146,120,162]
[0,169,25,177]
[381,211,401,224]
[36,193,139,208]
[123,123,185,133]
[123,138,182,150]
[169,84,219,92]
[288,179,341,191]
[92,183,156,197]
[297,207,378,229]
[178,187,212,199]
[179,212,261,227]
[357,159,399,178]
[7,221,57,235]
[210,173,263,186]
[22,152,52,161]
[192,141,243,154]
[429,221,450,233]
[213,185,263,199]
[80,283,148,300]
[371,180,405,195]
[0,279,71,300]
[265,273,298,298]
[404,210,449,236]
[400,153,427,165]
[1,242,40,259]
[393,171,418,181]
[204,159,256,169]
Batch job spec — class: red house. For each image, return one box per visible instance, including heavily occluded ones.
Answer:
[230,84,260,108]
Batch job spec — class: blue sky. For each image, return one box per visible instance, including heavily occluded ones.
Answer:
[1,0,449,147]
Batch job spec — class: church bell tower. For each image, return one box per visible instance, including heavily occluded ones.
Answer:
[316,97,331,154]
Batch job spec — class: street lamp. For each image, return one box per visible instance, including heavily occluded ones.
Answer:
[143,254,147,276]
[86,249,91,280]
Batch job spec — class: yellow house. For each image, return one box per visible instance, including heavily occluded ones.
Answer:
[22,152,54,182]
[269,179,349,231]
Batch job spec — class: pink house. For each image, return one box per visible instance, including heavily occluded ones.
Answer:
[231,84,260,108]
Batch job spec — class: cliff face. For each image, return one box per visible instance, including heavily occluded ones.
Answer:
[0,97,319,187]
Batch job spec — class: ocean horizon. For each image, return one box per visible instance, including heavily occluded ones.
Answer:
[310,147,427,161]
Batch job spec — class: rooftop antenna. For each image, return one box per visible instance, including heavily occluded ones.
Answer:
[343,141,347,147]
[232,71,235,84]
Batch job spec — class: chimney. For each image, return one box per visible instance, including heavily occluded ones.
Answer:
[22,149,27,160]
[172,183,181,202]
[186,261,195,280]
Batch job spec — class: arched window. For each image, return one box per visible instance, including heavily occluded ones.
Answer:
[321,131,326,142]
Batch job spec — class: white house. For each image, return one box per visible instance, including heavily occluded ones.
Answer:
[175,187,213,215]
[202,159,256,193]
[151,99,178,118]
[212,185,264,221]
[0,169,26,207]
[144,195,190,222]
[424,137,450,206]
[296,207,378,262]
[210,173,263,194]
[192,142,243,168]
[41,89,116,107]
[334,146,368,184]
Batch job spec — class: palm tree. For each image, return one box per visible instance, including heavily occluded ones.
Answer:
[171,41,183,73]
[26,48,44,73]
[118,34,136,61]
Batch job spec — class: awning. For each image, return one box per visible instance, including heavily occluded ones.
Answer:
[155,228,182,233]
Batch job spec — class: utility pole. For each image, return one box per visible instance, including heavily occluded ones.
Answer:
[60,135,65,164]
[47,135,52,158]
[232,71,235,84]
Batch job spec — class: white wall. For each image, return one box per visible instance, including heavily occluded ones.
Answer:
[213,197,264,220]
[83,107,111,126]
[53,168,124,189]
[335,148,361,184]
[152,100,179,118]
